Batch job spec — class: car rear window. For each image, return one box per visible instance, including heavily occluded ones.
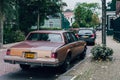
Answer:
[26,33,63,42]
[78,30,93,34]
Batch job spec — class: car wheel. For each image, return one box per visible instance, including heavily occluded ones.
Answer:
[91,41,95,45]
[80,46,87,59]
[60,55,71,73]
[19,64,31,70]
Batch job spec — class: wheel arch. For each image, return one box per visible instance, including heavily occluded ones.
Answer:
[66,49,72,60]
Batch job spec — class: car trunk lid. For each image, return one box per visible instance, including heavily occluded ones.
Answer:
[8,41,64,58]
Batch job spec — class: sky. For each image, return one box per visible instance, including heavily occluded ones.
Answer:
[63,0,112,10]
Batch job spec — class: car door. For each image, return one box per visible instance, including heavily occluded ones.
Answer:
[64,32,80,59]
[70,32,85,54]
[68,32,83,58]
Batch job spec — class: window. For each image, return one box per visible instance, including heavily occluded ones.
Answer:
[49,21,53,27]
[27,33,62,42]
[48,34,62,42]
[71,18,73,23]
[78,30,93,34]
[64,32,76,43]
[70,32,78,41]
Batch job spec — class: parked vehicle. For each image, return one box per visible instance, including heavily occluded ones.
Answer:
[96,26,102,31]
[76,28,96,45]
[4,30,87,72]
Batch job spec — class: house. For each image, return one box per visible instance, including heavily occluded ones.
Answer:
[40,13,70,30]
[63,9,75,26]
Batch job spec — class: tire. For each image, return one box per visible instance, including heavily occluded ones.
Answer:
[60,55,71,73]
[19,64,31,70]
[92,42,95,45]
[80,46,87,59]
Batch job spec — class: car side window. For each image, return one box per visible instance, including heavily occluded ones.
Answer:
[63,33,68,44]
[70,32,78,41]
[67,32,75,43]
[63,32,72,43]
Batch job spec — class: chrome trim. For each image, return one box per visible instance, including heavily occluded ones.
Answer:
[4,56,60,67]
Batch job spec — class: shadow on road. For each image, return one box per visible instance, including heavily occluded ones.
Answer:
[1,61,81,80]
[0,56,85,80]
[0,66,61,80]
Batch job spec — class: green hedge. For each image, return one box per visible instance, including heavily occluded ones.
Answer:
[4,30,25,44]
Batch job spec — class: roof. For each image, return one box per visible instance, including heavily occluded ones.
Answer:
[30,30,70,34]
[63,12,74,18]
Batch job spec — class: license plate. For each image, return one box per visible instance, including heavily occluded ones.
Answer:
[82,36,88,38]
[24,52,35,59]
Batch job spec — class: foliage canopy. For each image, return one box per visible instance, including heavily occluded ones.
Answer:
[1,0,62,44]
[74,3,100,28]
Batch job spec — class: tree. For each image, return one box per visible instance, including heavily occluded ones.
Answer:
[72,22,79,28]
[1,0,65,45]
[0,0,15,48]
[17,0,61,35]
[91,14,100,28]
[74,3,100,28]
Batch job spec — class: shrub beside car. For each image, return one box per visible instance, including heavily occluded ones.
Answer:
[91,44,113,60]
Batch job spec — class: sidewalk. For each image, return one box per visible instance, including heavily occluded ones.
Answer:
[58,32,120,80]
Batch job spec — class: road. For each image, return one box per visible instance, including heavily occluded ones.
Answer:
[0,31,100,80]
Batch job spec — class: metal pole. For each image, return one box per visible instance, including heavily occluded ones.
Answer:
[102,0,106,46]
[0,11,3,49]
[0,19,3,49]
[60,0,62,29]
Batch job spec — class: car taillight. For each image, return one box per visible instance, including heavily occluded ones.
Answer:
[91,34,95,38]
[6,49,11,55]
[75,34,79,38]
[51,52,57,58]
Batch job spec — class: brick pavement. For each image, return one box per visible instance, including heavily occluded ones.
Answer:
[58,31,120,80]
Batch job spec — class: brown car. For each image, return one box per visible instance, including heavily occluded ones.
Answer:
[4,30,87,72]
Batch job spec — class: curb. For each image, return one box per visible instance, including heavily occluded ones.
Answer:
[57,55,91,80]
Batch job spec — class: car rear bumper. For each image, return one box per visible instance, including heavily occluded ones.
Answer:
[4,56,60,67]
[80,38,95,43]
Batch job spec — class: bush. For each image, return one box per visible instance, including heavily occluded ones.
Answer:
[13,30,25,42]
[72,22,79,28]
[4,30,25,44]
[91,44,113,60]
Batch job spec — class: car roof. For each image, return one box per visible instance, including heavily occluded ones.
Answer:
[79,28,93,30]
[30,30,71,34]
[79,28,96,31]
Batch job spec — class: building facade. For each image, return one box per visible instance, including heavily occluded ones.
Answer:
[63,10,75,26]
[40,13,70,29]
